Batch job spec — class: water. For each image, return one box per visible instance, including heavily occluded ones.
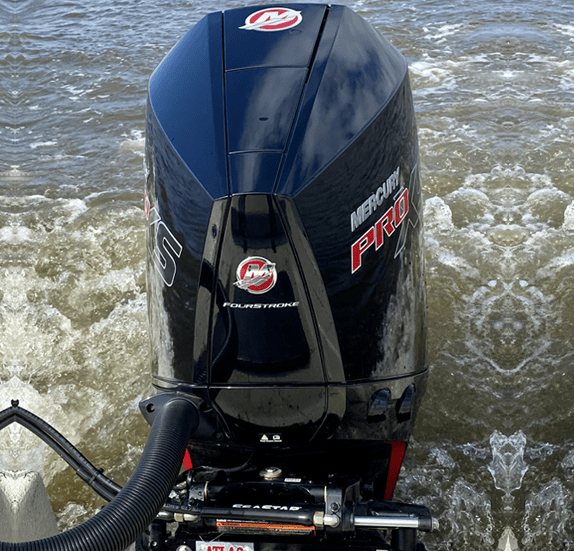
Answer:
[1,0,574,548]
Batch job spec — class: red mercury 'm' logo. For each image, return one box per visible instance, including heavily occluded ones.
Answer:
[234,257,277,294]
[239,8,303,32]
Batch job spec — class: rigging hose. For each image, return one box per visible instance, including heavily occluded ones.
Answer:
[0,403,122,502]
[0,397,197,551]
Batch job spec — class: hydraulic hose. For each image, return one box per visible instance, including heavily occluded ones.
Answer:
[0,402,122,502]
[0,397,198,551]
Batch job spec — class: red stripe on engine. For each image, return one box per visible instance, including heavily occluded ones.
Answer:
[384,441,407,500]
[183,448,193,470]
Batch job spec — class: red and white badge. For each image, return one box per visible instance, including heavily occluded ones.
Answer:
[239,8,302,32]
[234,257,277,294]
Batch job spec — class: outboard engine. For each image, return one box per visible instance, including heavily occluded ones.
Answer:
[141,4,432,550]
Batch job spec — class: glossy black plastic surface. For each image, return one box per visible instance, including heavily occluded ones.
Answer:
[145,4,428,479]
[292,77,425,382]
[275,4,407,196]
[148,12,227,199]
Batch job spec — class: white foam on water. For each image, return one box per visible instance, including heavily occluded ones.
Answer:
[0,226,34,243]
[424,196,492,282]
[119,129,145,157]
[539,250,574,274]
[442,478,495,548]
[423,196,454,231]
[488,431,528,506]
[64,198,90,221]
[563,201,574,231]
[409,59,459,85]
[410,53,494,94]
[422,22,467,42]
[0,375,106,483]
[522,478,573,549]
[57,503,91,533]
[63,84,92,99]
[497,526,520,551]
[0,189,148,501]
[558,449,574,475]
[395,438,496,550]
[553,23,574,37]
[429,446,456,468]
[0,197,91,244]
[29,141,58,150]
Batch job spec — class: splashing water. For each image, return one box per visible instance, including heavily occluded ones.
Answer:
[488,431,528,509]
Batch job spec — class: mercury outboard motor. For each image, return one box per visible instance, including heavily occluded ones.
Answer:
[141,4,433,550]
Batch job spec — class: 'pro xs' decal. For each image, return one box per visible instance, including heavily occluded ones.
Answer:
[351,165,420,273]
[145,194,183,287]
[351,188,409,274]
[239,8,302,32]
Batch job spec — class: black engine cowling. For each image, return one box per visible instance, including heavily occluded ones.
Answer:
[144,3,427,500]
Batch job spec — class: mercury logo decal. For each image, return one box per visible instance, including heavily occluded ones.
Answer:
[239,8,302,32]
[234,257,277,294]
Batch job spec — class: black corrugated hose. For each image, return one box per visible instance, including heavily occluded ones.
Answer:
[0,397,197,551]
